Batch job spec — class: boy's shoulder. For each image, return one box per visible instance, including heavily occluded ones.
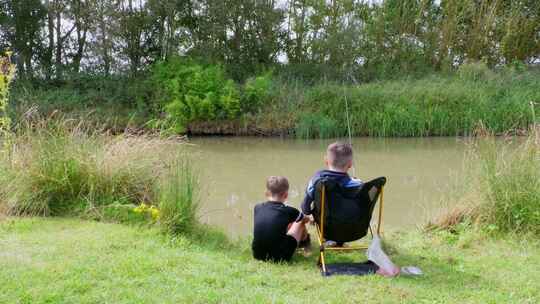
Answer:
[255,201,298,212]
[254,200,285,209]
[254,201,268,211]
[308,169,362,188]
[308,169,345,183]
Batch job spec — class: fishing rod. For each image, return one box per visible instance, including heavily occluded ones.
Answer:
[344,73,356,178]
[343,85,356,178]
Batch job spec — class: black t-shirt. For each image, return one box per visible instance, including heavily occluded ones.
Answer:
[252,201,304,249]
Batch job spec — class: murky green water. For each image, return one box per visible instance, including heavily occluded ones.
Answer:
[188,137,469,237]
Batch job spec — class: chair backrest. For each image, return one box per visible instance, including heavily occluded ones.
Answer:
[313,177,386,242]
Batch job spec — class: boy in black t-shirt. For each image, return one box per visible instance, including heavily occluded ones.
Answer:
[252,176,310,262]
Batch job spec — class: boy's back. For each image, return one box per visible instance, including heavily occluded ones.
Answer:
[252,201,303,261]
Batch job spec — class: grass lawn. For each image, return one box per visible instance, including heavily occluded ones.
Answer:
[1,218,539,304]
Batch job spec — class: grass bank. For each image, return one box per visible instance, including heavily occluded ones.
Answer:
[8,65,540,138]
[1,217,539,303]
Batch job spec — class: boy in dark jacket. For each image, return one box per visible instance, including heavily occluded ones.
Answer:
[301,141,362,246]
[252,176,310,262]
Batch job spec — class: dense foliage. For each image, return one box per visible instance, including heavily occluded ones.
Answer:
[2,1,539,137]
[152,59,241,132]
[151,59,278,132]
[0,1,538,82]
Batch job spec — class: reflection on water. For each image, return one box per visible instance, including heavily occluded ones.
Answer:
[188,137,469,237]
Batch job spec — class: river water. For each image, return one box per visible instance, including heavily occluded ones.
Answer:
[188,137,469,237]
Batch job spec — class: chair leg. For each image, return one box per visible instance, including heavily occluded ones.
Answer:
[319,251,327,275]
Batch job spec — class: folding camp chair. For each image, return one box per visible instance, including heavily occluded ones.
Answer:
[313,176,386,276]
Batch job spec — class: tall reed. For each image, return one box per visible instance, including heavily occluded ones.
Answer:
[477,130,540,234]
[428,128,540,235]
[0,116,199,234]
[282,66,539,138]
[158,159,199,235]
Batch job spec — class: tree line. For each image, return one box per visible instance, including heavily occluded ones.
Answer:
[1,0,539,82]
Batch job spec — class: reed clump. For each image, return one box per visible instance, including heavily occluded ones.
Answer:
[0,116,199,234]
[477,131,540,234]
[429,129,540,235]
[158,159,199,235]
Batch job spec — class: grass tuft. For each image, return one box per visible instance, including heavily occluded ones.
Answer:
[478,131,540,234]
[158,159,199,235]
[0,116,200,233]
[429,128,540,235]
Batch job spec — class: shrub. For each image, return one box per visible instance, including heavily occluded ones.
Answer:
[102,203,149,225]
[241,72,273,113]
[152,58,241,132]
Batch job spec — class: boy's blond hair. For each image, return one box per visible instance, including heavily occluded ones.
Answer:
[327,142,353,169]
[266,176,289,197]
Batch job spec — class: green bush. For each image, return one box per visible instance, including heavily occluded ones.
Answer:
[152,58,241,132]
[241,72,273,113]
[102,203,149,225]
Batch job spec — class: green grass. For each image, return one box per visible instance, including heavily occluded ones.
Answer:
[1,217,538,303]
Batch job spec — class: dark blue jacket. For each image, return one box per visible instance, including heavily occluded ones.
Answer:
[301,169,363,215]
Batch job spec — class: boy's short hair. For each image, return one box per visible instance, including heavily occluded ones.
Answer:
[327,142,353,169]
[266,176,289,197]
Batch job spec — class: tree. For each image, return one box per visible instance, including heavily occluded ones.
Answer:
[69,0,94,73]
[191,0,284,80]
[0,0,46,79]
[147,0,195,61]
